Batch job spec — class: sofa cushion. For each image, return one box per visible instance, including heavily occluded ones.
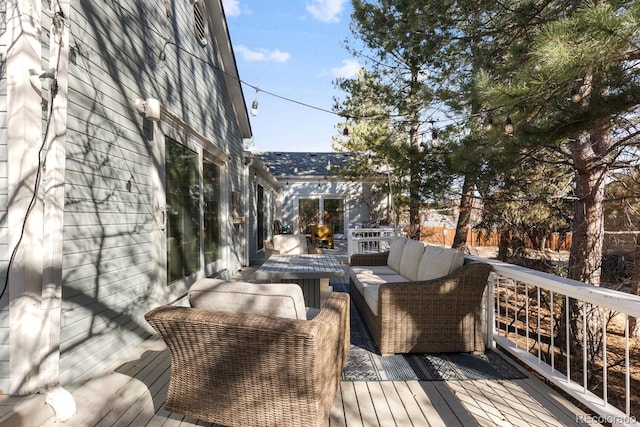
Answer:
[417,245,465,281]
[272,234,308,255]
[399,238,425,281]
[386,237,407,272]
[350,265,398,277]
[188,279,307,320]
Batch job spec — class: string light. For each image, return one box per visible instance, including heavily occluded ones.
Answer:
[111,1,522,134]
[485,115,493,132]
[430,121,439,147]
[571,87,582,103]
[504,116,514,135]
[250,87,259,116]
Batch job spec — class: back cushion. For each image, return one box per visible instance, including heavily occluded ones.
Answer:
[399,238,425,281]
[386,237,407,272]
[189,279,307,319]
[273,234,307,255]
[417,245,465,281]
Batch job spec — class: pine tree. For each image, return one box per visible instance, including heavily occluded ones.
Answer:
[477,0,640,285]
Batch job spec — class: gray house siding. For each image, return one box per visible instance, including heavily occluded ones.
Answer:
[0,0,8,392]
[53,0,247,389]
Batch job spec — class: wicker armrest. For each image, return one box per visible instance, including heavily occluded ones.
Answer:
[376,262,492,354]
[350,251,389,266]
[145,292,350,427]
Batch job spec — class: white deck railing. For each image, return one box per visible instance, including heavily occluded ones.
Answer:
[347,232,640,426]
[346,227,398,260]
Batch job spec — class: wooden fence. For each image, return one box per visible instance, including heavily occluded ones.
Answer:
[419,226,572,251]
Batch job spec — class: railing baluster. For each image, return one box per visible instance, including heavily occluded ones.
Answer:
[625,314,630,417]
[601,306,607,408]
[513,280,519,347]
[551,291,555,372]
[537,286,541,363]
[583,301,587,394]
[525,283,530,353]
[566,295,570,385]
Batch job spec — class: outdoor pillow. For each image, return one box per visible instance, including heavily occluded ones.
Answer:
[188,279,307,320]
[386,237,407,272]
[416,245,465,281]
[399,238,426,281]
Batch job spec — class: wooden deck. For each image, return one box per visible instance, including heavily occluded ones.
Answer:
[0,334,598,427]
[0,243,600,426]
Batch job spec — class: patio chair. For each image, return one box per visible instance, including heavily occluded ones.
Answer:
[264,233,322,258]
[311,224,334,248]
[145,279,350,427]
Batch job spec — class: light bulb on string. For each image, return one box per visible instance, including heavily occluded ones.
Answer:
[431,128,439,148]
[250,87,260,116]
[504,117,514,135]
[571,87,582,103]
[485,116,493,132]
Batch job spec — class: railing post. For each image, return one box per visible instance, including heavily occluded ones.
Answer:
[485,271,497,350]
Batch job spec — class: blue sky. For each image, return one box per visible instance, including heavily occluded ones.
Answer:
[222,0,359,152]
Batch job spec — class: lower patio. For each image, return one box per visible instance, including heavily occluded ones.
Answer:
[0,240,601,427]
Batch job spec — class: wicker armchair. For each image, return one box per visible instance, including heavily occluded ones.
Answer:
[350,251,492,355]
[145,292,350,427]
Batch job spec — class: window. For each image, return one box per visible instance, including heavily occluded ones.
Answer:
[324,199,345,235]
[203,161,220,265]
[298,199,320,234]
[257,185,264,250]
[193,1,208,45]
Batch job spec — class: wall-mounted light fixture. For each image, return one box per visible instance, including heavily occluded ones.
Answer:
[28,67,57,90]
[134,98,161,121]
[29,67,57,80]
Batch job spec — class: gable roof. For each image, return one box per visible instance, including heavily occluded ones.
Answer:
[255,152,357,178]
[206,0,251,138]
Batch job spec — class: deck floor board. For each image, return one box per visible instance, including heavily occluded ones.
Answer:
[4,334,599,427]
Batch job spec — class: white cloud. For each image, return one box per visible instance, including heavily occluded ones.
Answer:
[331,59,361,78]
[221,0,241,17]
[306,0,347,23]
[235,45,291,63]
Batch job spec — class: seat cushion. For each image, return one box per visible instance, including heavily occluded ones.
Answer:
[399,238,425,281]
[350,265,398,276]
[188,279,307,319]
[417,245,465,281]
[272,234,308,255]
[363,284,381,316]
[386,237,407,272]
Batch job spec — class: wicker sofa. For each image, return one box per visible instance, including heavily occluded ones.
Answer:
[349,236,492,355]
[145,279,350,427]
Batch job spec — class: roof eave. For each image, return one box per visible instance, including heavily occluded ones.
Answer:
[205,0,252,139]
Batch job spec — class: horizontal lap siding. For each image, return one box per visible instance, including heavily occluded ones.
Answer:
[59,0,245,390]
[59,2,160,390]
[0,1,7,392]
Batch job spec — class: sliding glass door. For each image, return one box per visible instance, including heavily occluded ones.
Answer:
[165,138,221,283]
[203,161,220,266]
[324,198,345,235]
[165,140,200,283]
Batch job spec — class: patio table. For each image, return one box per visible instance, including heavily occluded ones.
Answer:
[255,254,345,308]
